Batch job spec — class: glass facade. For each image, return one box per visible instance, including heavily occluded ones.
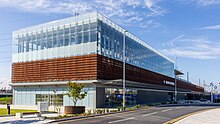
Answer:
[105,88,137,107]
[13,12,174,78]
[35,94,64,106]
[14,86,96,108]
[14,22,97,53]
[97,20,174,77]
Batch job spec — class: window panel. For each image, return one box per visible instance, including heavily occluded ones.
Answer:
[70,33,75,45]
[65,27,69,34]
[90,31,97,42]
[77,25,82,32]
[35,94,63,106]
[64,35,69,46]
[53,37,57,48]
[58,29,64,35]
[58,36,63,47]
[83,24,89,31]
[71,26,75,33]
[50,94,63,106]
[47,38,53,48]
[83,31,89,43]
[90,22,97,30]
[48,31,52,38]
[76,32,82,44]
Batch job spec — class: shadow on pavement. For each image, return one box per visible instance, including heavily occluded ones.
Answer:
[157,103,220,107]
[0,119,41,124]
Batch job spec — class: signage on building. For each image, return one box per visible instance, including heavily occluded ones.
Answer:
[163,80,175,86]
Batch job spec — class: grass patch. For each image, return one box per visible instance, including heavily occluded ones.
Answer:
[0,108,37,116]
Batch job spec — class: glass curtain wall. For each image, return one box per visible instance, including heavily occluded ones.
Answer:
[105,88,137,108]
[14,21,98,54]
[97,20,174,77]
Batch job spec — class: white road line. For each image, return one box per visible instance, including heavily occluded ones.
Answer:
[142,112,158,117]
[162,108,172,112]
[108,117,135,123]
[175,107,183,109]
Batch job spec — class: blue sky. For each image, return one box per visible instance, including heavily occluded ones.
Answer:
[0,0,220,91]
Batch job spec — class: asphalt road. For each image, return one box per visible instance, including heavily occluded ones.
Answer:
[56,105,219,124]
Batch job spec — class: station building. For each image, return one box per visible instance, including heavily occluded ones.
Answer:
[11,12,204,110]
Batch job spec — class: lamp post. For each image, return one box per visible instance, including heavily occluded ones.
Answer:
[218,82,220,93]
[53,88,57,112]
[122,30,128,109]
[210,82,214,103]
[174,57,178,102]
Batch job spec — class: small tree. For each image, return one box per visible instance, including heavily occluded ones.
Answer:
[66,81,87,106]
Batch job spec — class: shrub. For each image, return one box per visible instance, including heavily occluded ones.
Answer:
[117,106,123,111]
[106,109,109,113]
[135,104,141,108]
[96,109,104,114]
[161,102,167,104]
[125,107,133,111]
[87,110,91,114]
[110,110,118,112]
[0,97,12,104]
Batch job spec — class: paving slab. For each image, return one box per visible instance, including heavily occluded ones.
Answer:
[0,113,58,124]
[175,108,220,124]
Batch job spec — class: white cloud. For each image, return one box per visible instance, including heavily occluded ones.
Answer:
[199,25,220,30]
[194,0,220,6]
[179,0,220,7]
[161,35,220,59]
[0,77,10,88]
[145,0,154,8]
[0,0,167,29]
[162,35,185,46]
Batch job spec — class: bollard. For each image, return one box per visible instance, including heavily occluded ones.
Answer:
[7,104,10,115]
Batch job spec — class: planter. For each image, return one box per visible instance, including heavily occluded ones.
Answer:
[64,106,85,114]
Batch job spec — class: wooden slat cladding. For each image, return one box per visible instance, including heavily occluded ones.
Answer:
[97,54,172,85]
[177,80,204,92]
[12,54,203,92]
[12,54,98,83]
[96,54,204,92]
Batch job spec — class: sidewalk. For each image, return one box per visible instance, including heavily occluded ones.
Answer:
[175,108,220,124]
[0,113,58,124]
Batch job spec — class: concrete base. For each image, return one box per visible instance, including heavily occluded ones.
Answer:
[16,113,23,118]
[35,112,41,117]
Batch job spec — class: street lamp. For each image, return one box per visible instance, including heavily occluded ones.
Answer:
[53,88,57,112]
[210,82,214,103]
[122,30,128,109]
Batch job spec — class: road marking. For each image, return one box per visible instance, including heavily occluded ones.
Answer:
[142,112,158,117]
[175,107,183,109]
[108,117,135,123]
[162,108,172,112]
[56,108,147,123]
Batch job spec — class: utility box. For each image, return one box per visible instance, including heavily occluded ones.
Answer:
[38,102,49,112]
